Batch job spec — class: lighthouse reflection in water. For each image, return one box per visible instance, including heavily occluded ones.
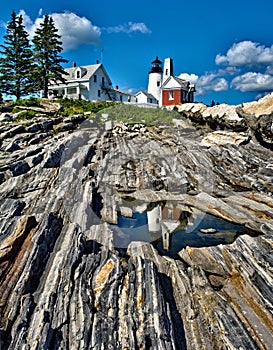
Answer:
[111,202,244,258]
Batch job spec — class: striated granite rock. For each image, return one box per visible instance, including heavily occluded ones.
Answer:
[201,130,250,146]
[0,102,273,349]
[174,93,273,148]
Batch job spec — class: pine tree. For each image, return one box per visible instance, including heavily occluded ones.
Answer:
[0,11,34,100]
[32,15,68,98]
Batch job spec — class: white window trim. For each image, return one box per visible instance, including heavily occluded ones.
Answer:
[75,68,81,79]
[169,91,174,100]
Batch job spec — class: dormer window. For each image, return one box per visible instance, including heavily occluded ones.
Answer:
[75,68,82,79]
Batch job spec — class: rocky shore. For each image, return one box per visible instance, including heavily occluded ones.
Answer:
[0,95,272,349]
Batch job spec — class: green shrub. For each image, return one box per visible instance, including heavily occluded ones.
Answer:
[56,98,116,116]
[9,97,42,108]
[13,109,37,121]
[97,104,183,126]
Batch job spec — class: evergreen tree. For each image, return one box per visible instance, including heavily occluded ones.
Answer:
[0,11,34,100]
[32,15,68,98]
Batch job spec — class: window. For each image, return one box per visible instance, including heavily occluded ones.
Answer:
[169,91,174,100]
[94,75,97,83]
[76,71,80,79]
[165,69,168,75]
[149,98,153,103]
[167,209,173,220]
[68,87,77,94]
[157,81,160,87]
[98,89,101,97]
[102,77,105,86]
[120,95,123,102]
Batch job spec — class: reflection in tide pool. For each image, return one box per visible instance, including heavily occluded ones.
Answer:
[111,202,245,257]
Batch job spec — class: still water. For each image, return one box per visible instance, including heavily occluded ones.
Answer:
[111,202,245,257]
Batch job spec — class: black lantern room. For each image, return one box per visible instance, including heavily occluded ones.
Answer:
[150,56,163,73]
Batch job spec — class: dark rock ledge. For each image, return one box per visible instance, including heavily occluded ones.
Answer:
[0,104,272,349]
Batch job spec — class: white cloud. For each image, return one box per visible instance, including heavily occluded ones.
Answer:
[231,72,273,92]
[179,72,228,96]
[178,73,199,84]
[217,66,240,76]
[19,10,101,51]
[104,22,151,34]
[216,41,273,67]
[51,12,101,51]
[197,74,228,95]
[213,78,229,92]
[17,11,150,51]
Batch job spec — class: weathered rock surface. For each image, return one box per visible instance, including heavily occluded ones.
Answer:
[0,100,273,349]
[201,130,250,146]
[175,93,273,148]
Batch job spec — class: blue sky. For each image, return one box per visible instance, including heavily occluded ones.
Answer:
[1,0,273,105]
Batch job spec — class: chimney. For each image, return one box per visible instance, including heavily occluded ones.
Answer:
[72,62,76,68]
[115,85,119,90]
[96,60,99,64]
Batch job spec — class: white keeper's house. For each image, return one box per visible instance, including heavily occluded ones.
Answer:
[47,61,136,103]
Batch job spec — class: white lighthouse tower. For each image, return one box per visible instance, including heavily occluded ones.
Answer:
[147,56,163,102]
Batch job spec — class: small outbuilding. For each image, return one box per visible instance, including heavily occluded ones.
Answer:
[135,91,159,106]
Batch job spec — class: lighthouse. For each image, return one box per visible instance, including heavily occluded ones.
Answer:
[147,56,163,102]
